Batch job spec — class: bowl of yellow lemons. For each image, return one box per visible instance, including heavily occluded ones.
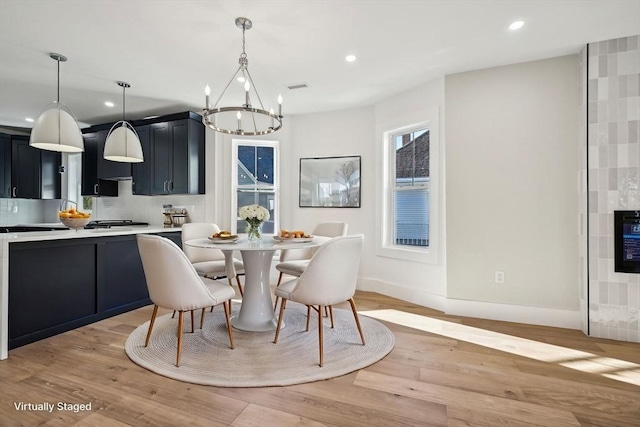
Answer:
[58,208,91,230]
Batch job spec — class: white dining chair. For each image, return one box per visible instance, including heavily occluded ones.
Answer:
[273,221,348,311]
[273,234,365,367]
[137,234,235,367]
[181,223,244,297]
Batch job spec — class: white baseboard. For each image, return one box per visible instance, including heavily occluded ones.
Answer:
[358,277,581,330]
[358,277,446,312]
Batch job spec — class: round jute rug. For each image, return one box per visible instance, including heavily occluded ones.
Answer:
[125,303,394,387]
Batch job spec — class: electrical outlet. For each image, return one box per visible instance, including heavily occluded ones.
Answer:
[495,270,505,284]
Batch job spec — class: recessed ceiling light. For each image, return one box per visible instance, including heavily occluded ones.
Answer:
[105,101,115,108]
[509,20,525,30]
[345,54,357,62]
[25,117,34,122]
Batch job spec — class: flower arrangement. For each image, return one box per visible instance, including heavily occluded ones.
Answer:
[239,204,270,240]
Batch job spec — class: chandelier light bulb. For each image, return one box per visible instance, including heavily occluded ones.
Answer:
[244,81,251,106]
[277,94,283,117]
[205,84,211,109]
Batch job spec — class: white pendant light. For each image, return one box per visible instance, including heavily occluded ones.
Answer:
[29,53,84,153]
[103,81,143,163]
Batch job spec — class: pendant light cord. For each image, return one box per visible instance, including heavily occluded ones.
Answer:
[56,58,60,103]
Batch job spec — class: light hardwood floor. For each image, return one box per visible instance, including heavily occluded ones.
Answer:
[1,291,638,426]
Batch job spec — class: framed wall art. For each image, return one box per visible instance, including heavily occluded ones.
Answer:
[299,155,361,208]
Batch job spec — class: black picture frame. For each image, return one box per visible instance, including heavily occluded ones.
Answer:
[299,155,361,208]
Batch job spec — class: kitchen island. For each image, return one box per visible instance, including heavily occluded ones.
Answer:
[0,225,181,360]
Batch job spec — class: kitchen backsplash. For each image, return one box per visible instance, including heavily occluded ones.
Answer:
[0,199,60,225]
[0,180,206,226]
[92,180,206,226]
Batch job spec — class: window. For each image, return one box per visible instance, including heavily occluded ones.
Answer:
[232,140,279,234]
[392,127,429,247]
[380,119,439,264]
[67,153,93,212]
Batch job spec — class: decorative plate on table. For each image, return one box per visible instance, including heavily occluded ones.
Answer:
[273,235,314,243]
[208,235,239,243]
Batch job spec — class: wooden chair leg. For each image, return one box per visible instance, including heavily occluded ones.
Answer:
[223,301,235,349]
[227,278,234,313]
[348,298,365,345]
[190,310,195,333]
[144,305,159,347]
[171,310,176,319]
[176,311,184,367]
[318,305,324,367]
[273,299,287,343]
[200,307,206,329]
[305,305,311,331]
[329,305,334,328]
[236,276,244,297]
[273,272,284,312]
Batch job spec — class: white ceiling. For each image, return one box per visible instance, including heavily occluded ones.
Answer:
[0,0,638,129]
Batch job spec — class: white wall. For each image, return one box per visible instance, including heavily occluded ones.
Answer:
[287,78,448,310]
[445,55,580,325]
[287,107,375,236]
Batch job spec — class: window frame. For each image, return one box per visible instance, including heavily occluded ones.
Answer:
[230,139,279,235]
[379,118,440,264]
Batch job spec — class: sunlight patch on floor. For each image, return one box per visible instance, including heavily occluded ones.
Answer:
[360,309,640,386]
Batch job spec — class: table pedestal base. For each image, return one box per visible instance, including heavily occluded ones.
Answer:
[230,249,283,332]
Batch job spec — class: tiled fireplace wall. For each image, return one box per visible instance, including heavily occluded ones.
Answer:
[586,35,640,342]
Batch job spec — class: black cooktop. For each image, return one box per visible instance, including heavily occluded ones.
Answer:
[85,220,149,229]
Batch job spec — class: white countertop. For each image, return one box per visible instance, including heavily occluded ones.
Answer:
[0,225,181,243]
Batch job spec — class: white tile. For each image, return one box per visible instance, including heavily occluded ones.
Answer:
[598,100,609,123]
[599,169,609,190]
[588,145,599,165]
[618,142,629,167]
[629,144,639,167]
[588,55,599,79]
[598,146,608,168]
[618,98,628,123]
[628,96,640,121]
[598,78,608,101]
[596,123,608,145]
[617,50,640,75]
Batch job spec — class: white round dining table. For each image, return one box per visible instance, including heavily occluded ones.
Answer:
[184,236,326,332]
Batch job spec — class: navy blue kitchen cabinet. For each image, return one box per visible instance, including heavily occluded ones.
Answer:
[81,128,130,196]
[0,133,10,198]
[6,135,61,199]
[132,112,205,195]
[8,231,181,349]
